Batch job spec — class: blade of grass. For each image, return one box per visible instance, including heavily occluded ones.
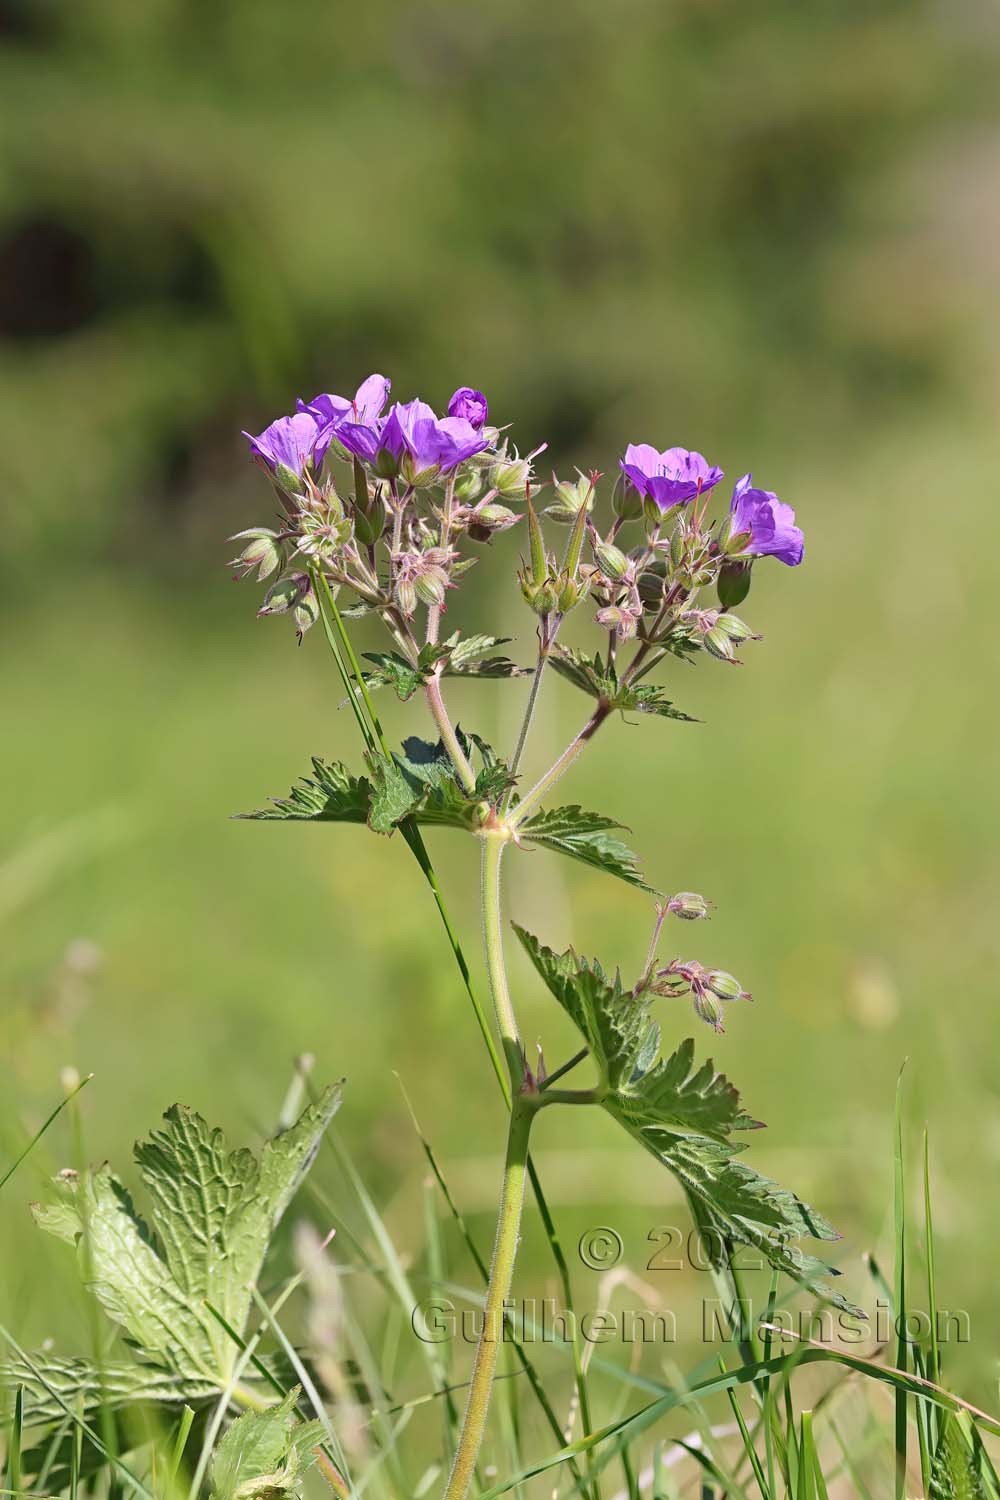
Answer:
[5,1386,22,1499]
[0,1074,94,1193]
[893,1065,907,1500]
[475,1339,1000,1499]
[167,1406,195,1488]
[923,1127,940,1388]
[721,1359,769,1499]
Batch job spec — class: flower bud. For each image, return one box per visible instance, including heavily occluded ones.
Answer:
[637,563,667,609]
[556,571,589,614]
[492,456,532,501]
[474,503,519,533]
[704,626,737,662]
[718,559,752,609]
[415,569,448,608]
[595,604,639,640]
[665,891,711,921]
[705,969,751,1002]
[520,572,559,616]
[712,613,757,642]
[693,992,726,1032]
[545,475,594,524]
[293,589,318,641]
[229,528,282,582]
[258,570,311,618]
[595,542,629,581]
[395,578,418,617]
[454,468,485,504]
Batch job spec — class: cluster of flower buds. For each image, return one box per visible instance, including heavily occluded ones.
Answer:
[650,960,749,1032]
[650,958,753,1034]
[232,374,804,672]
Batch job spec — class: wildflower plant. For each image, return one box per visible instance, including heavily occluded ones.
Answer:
[230,375,843,1497]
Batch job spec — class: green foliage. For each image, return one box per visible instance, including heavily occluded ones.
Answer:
[547,645,696,722]
[515,927,859,1313]
[361,635,530,701]
[23,1086,342,1407]
[241,734,513,836]
[211,1390,323,1500]
[516,805,653,892]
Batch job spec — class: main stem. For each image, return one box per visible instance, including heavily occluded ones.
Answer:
[444,833,533,1500]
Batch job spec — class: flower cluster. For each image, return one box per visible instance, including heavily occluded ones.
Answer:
[231,376,804,663]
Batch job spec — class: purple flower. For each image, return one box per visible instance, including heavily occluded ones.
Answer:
[447,387,489,430]
[338,397,489,480]
[298,373,391,467]
[243,412,321,479]
[729,474,804,566]
[619,443,724,510]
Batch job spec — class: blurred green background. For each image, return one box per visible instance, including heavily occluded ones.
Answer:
[2,0,999,1423]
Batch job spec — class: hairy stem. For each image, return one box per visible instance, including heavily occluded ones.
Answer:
[425,673,477,792]
[444,1094,534,1500]
[445,832,531,1500]
[503,614,560,808]
[509,700,611,828]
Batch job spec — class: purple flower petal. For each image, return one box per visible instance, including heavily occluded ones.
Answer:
[619,442,723,510]
[447,386,489,429]
[729,473,804,566]
[243,412,320,477]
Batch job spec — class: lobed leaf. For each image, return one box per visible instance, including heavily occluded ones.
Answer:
[211,1389,322,1500]
[515,926,858,1313]
[360,634,530,702]
[517,804,654,892]
[30,1086,343,1389]
[547,644,695,722]
[238,760,370,823]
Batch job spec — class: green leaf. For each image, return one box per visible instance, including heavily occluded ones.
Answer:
[242,733,513,839]
[360,651,425,702]
[30,1087,342,1387]
[517,805,653,891]
[445,633,531,679]
[359,635,530,702]
[0,1354,216,1421]
[547,645,695,722]
[238,760,370,823]
[930,1416,985,1500]
[211,1389,322,1500]
[515,927,858,1314]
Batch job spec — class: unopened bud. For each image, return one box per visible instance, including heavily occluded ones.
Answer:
[718,559,752,609]
[415,569,449,607]
[258,571,311,618]
[520,573,559,616]
[595,604,638,640]
[474,503,519,533]
[395,578,418,617]
[704,626,737,662]
[493,456,532,500]
[293,590,318,640]
[665,892,711,921]
[693,992,726,1032]
[712,613,757,642]
[637,563,667,609]
[229,528,282,582]
[454,468,485,504]
[705,969,751,1002]
[556,571,589,614]
[595,542,629,581]
[545,475,594,524]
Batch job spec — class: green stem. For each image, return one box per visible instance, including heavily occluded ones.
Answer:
[444,1097,534,1500]
[443,832,532,1500]
[425,673,477,792]
[509,701,611,829]
[503,615,559,808]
